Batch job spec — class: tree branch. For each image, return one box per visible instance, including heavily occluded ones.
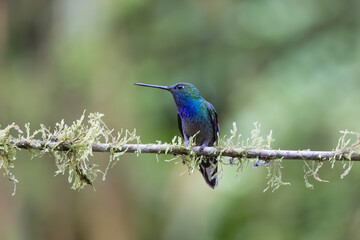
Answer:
[13,140,358,161]
[1,114,358,193]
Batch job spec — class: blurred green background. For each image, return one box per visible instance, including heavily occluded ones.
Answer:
[1,0,360,239]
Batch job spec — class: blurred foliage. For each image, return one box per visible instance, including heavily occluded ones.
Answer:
[1,0,360,239]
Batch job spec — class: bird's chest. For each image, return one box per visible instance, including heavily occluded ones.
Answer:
[179,106,212,144]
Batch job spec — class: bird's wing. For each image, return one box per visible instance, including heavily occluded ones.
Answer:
[177,113,187,142]
[205,101,220,143]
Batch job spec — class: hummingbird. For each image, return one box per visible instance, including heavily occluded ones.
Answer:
[134,82,220,189]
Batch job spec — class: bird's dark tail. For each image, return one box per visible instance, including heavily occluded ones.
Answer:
[199,156,218,189]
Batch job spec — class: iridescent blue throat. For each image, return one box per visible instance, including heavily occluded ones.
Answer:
[176,98,204,120]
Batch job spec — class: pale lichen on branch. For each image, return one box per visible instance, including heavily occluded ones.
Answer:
[217,122,289,192]
[2,112,360,194]
[0,123,22,196]
[0,112,141,194]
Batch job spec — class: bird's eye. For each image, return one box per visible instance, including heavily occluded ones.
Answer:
[176,85,184,89]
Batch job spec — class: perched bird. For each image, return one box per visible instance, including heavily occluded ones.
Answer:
[134,82,220,189]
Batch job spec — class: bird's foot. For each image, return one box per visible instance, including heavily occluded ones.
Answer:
[229,158,235,166]
[253,160,270,169]
[199,144,206,153]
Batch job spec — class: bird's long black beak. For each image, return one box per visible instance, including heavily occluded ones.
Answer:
[133,83,169,90]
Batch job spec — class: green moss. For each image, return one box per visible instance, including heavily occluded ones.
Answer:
[0,124,22,196]
[264,158,290,192]
[303,161,328,189]
[1,112,140,193]
[302,129,360,188]
[46,112,140,190]
[160,122,289,191]
[334,130,360,178]
[218,122,289,192]
[106,128,141,179]
[3,111,360,194]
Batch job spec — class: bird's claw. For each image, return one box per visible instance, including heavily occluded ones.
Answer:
[229,158,235,166]
[253,160,270,169]
[199,145,205,152]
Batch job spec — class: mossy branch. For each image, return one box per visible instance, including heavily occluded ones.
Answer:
[12,141,360,161]
[1,111,360,194]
